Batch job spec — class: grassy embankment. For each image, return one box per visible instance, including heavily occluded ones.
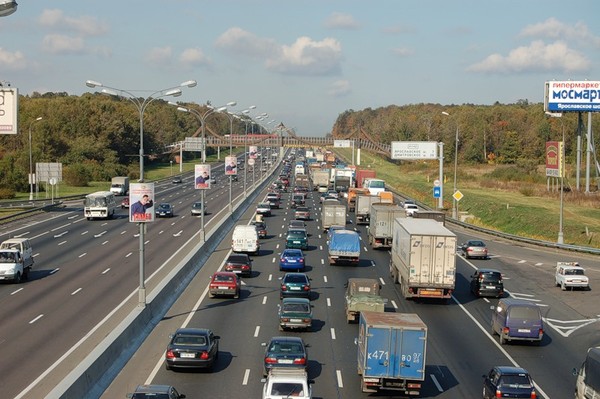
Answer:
[335,148,600,249]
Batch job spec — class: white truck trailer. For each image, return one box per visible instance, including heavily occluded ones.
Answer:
[368,204,405,249]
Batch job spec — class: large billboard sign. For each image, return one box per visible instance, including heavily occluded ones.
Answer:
[0,87,18,134]
[545,81,600,113]
[391,141,438,160]
[545,141,564,178]
[333,140,352,148]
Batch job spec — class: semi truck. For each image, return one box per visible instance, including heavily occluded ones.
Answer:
[328,229,360,265]
[311,169,330,192]
[321,203,346,232]
[357,311,427,395]
[389,218,456,300]
[110,176,129,195]
[345,278,386,323]
[355,194,380,225]
[368,204,405,249]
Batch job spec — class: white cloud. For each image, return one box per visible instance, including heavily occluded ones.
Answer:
[391,47,414,57]
[179,48,212,68]
[0,48,27,70]
[215,27,278,58]
[39,9,108,36]
[41,34,85,55]
[145,46,173,66]
[324,12,360,30]
[467,40,590,74]
[328,80,351,97]
[520,17,600,47]
[266,36,342,75]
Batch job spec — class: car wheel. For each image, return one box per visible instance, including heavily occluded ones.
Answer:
[13,271,22,284]
[234,290,239,299]
[165,362,171,371]
[482,386,487,399]
[278,325,284,331]
[208,292,214,298]
[561,282,567,291]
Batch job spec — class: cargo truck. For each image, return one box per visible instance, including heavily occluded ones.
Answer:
[355,194,380,225]
[347,187,369,212]
[575,347,600,399]
[110,176,129,195]
[357,311,427,395]
[368,204,405,249]
[311,169,330,192]
[355,169,376,188]
[345,278,386,323]
[413,210,446,225]
[321,203,346,232]
[389,218,456,299]
[328,229,360,265]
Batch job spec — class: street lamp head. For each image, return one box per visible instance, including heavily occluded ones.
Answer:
[441,111,450,116]
[85,80,103,88]
[101,88,119,96]
[226,101,237,107]
[248,105,256,110]
[180,80,197,88]
[216,106,227,112]
[164,88,182,97]
[176,106,190,113]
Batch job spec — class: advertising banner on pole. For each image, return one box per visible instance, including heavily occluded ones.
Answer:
[129,183,155,222]
[0,87,18,134]
[545,141,563,177]
[195,164,211,189]
[225,156,237,175]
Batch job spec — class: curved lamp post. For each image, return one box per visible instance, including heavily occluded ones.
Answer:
[28,116,43,200]
[442,111,459,219]
[85,79,197,307]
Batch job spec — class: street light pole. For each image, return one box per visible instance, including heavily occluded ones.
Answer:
[442,111,459,219]
[86,79,197,307]
[546,112,565,244]
[28,117,43,201]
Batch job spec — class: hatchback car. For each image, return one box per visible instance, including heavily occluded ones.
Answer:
[127,384,186,399]
[155,203,174,218]
[262,336,308,376]
[208,271,241,298]
[190,201,205,216]
[294,207,311,221]
[280,249,305,272]
[172,176,183,184]
[470,268,504,298]
[460,240,488,259]
[482,366,536,399]
[278,297,312,331]
[290,195,305,209]
[256,202,272,216]
[224,254,253,277]
[121,197,130,209]
[164,328,220,371]
[280,272,311,299]
[252,221,268,238]
[286,229,308,250]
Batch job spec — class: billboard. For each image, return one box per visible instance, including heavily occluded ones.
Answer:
[391,141,438,160]
[195,164,211,189]
[0,87,18,134]
[225,156,237,175]
[545,81,600,113]
[249,146,258,159]
[545,141,564,178]
[333,139,352,148]
[129,183,155,222]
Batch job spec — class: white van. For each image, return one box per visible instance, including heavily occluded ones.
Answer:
[262,369,312,399]
[232,225,260,255]
[0,238,34,283]
[363,178,386,195]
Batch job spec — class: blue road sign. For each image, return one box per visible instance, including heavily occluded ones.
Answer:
[433,186,441,198]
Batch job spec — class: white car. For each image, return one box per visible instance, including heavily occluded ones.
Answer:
[555,262,589,290]
[405,204,419,217]
[262,368,312,399]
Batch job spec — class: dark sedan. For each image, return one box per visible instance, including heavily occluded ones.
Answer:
[155,203,174,218]
[165,328,220,371]
[262,336,308,376]
[224,253,253,277]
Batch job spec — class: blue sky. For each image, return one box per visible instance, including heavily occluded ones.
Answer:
[1,0,599,137]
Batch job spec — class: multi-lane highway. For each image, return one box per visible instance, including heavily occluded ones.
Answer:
[0,157,273,399]
[100,166,600,399]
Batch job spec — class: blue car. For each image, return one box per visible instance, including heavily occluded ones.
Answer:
[279,249,305,272]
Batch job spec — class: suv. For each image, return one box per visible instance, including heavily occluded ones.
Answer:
[127,384,186,399]
[483,366,536,399]
[470,268,503,298]
[286,229,308,250]
[261,368,313,399]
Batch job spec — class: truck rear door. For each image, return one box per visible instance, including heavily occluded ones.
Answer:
[365,327,426,380]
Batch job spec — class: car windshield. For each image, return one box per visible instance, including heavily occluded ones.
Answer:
[468,241,485,247]
[283,303,310,313]
[173,334,207,346]
[228,255,248,263]
[269,342,304,353]
[288,231,306,239]
[258,203,270,208]
[270,383,304,396]
[193,203,202,208]
[499,375,532,388]
[479,272,501,281]
[131,394,170,399]
[158,204,170,209]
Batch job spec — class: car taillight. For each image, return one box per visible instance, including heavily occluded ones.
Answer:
[281,318,290,322]
[265,357,278,364]
[200,351,209,360]
[293,357,306,365]
[531,391,537,399]
[303,285,310,291]
[303,318,311,323]
[495,390,501,398]
[299,258,304,263]
[166,350,175,359]
[281,285,287,291]
[242,265,249,270]
[479,274,484,282]
[502,327,510,335]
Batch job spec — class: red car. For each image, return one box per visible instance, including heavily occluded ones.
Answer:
[208,272,240,299]
[224,254,253,277]
[121,197,130,209]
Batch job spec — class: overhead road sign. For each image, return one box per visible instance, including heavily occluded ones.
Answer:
[334,139,352,148]
[391,141,438,160]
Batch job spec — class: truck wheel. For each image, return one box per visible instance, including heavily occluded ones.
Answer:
[14,272,22,284]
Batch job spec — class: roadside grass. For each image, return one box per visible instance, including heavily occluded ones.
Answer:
[335,149,600,248]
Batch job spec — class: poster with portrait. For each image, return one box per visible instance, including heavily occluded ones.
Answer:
[249,145,258,159]
[129,183,155,223]
[225,156,237,175]
[195,164,211,189]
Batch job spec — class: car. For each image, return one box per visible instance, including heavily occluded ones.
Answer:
[256,202,272,216]
[405,203,419,217]
[470,268,504,297]
[280,272,311,299]
[267,197,281,209]
[280,249,305,272]
[286,229,308,250]
[482,366,536,399]
[267,192,282,201]
[172,176,183,184]
[402,199,416,208]
[278,297,312,331]
[121,196,130,209]
[260,166,268,172]
[262,336,308,376]
[252,221,268,238]
[190,201,206,216]
[555,261,589,290]
[491,298,544,345]
[127,384,186,399]
[230,175,238,182]
[155,203,174,218]
[208,271,241,298]
[325,190,339,199]
[224,253,253,277]
[261,368,312,399]
[294,207,310,220]
[460,240,488,259]
[164,328,220,371]
[290,194,305,209]
[288,220,306,230]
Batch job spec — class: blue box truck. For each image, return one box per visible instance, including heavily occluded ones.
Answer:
[357,311,427,395]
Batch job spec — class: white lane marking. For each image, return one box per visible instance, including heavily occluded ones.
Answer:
[102,268,110,274]
[319,245,323,250]
[431,374,443,392]
[51,223,71,232]
[71,288,82,295]
[544,317,600,337]
[371,261,376,267]
[94,231,107,238]
[535,262,543,266]
[78,253,87,258]
[323,276,328,283]
[173,230,183,237]
[327,298,331,307]
[330,328,336,340]
[29,314,44,324]
[242,369,250,385]
[272,257,276,263]
[321,259,324,265]
[54,231,68,238]
[363,246,368,252]
[379,277,385,286]
[336,370,343,388]
[391,300,398,309]
[58,241,67,246]
[81,231,89,236]
[254,326,261,337]
[269,274,273,281]
[276,244,280,249]
[262,296,268,305]
[11,288,24,295]
[102,240,109,245]
[126,252,133,258]
[518,260,526,263]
